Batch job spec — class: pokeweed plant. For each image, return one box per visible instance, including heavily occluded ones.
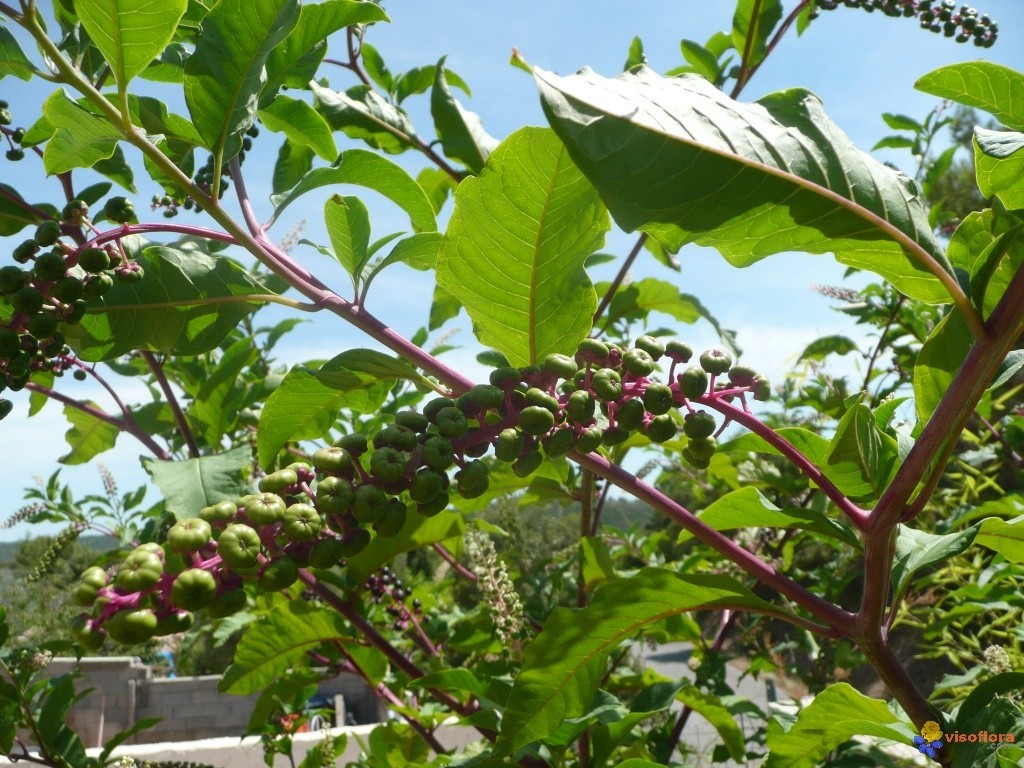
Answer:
[0,1,1022,767]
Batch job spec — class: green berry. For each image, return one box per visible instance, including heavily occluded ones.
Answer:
[199,500,238,524]
[541,428,574,457]
[315,475,354,516]
[83,272,114,298]
[512,448,543,478]
[208,589,248,619]
[370,447,410,482]
[574,426,603,453]
[217,524,262,571]
[26,313,58,340]
[644,414,677,443]
[257,556,299,592]
[171,568,217,611]
[519,405,555,436]
[421,435,455,471]
[681,446,711,470]
[409,468,446,503]
[634,335,665,360]
[342,529,372,557]
[352,484,387,524]
[456,459,489,495]
[106,608,158,645]
[244,493,287,525]
[379,424,418,451]
[51,275,84,303]
[664,340,693,363]
[525,387,559,414]
[1,327,26,357]
[575,338,609,364]
[683,411,717,440]
[615,398,645,431]
[167,517,213,553]
[494,427,525,462]
[728,365,758,387]
[283,503,322,541]
[394,410,430,433]
[489,367,523,389]
[543,353,578,379]
[434,406,468,439]
[602,426,630,446]
[699,349,732,375]
[752,375,772,401]
[311,446,356,476]
[154,610,195,637]
[469,384,505,410]
[309,537,346,569]
[591,369,623,402]
[77,248,111,274]
[32,250,66,282]
[678,367,709,399]
[11,286,44,315]
[103,196,135,223]
[374,499,407,538]
[423,396,457,422]
[12,239,39,263]
[622,348,656,376]
[416,491,450,518]
[687,436,717,461]
[34,220,62,247]
[62,199,88,222]
[337,433,368,456]
[0,266,26,294]
[566,390,596,423]
[643,383,674,415]
[70,614,106,651]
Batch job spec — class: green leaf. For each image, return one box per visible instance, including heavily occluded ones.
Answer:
[344,510,465,587]
[65,245,273,361]
[535,66,954,304]
[0,184,56,236]
[430,284,460,330]
[144,444,250,519]
[265,0,389,97]
[430,57,498,174]
[0,25,34,81]
[764,683,913,768]
[882,113,924,132]
[494,567,785,756]
[437,126,608,366]
[183,0,299,158]
[947,208,1024,317]
[624,36,645,70]
[676,487,856,546]
[679,39,720,83]
[732,0,782,70]
[360,42,393,93]
[258,94,338,161]
[270,149,436,232]
[603,278,731,350]
[676,683,745,760]
[913,311,973,422]
[976,514,1024,562]
[798,335,857,361]
[312,80,415,155]
[41,90,121,174]
[825,403,899,499]
[272,138,314,195]
[74,0,187,90]
[256,349,427,465]
[915,62,1024,132]
[363,232,443,295]
[93,145,137,192]
[324,194,371,285]
[188,336,258,445]
[396,64,471,104]
[221,602,350,694]
[580,536,615,591]
[975,129,1024,211]
[891,523,979,596]
[59,403,120,465]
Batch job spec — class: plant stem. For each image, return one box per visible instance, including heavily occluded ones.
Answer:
[731,0,766,98]
[593,233,647,327]
[141,351,199,458]
[733,1,811,98]
[703,396,869,531]
[25,382,170,459]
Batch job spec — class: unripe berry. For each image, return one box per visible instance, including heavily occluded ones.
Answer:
[352,484,388,524]
[77,248,111,274]
[257,556,299,592]
[259,468,299,493]
[26,313,58,340]
[634,335,665,360]
[0,266,26,294]
[752,375,772,401]
[52,275,84,303]
[622,348,656,376]
[34,220,62,247]
[106,608,158,645]
[643,414,677,443]
[83,272,114,298]
[417,491,450,518]
[311,446,356,476]
[512,448,543,478]
[394,410,430,433]
[602,426,630,446]
[374,499,407,537]
[468,383,504,410]
[566,390,596,423]
[574,426,603,453]
[12,239,39,263]
[686,436,717,462]
[616,398,646,431]
[423,396,457,422]
[370,447,410,482]
[315,475,354,515]
[283,503,322,541]
[171,568,217,611]
[103,196,135,223]
[456,459,489,494]
[575,338,609,364]
[664,340,693,363]
[543,353,578,379]
[409,468,446,503]
[541,428,574,457]
[343,529,372,556]
[244,493,287,525]
[699,349,732,375]
[489,367,523,389]
[683,411,717,440]
[421,435,455,471]
[309,537,346,569]
[519,405,555,436]
[33,250,67,281]
[379,424,418,451]
[218,524,262,571]
[525,387,559,414]
[494,427,525,462]
[434,406,468,439]
[678,367,709,399]
[591,369,623,402]
[643,383,674,415]
[199,500,238,524]
[11,286,44,315]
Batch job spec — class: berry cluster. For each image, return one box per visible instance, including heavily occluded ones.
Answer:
[69,336,770,647]
[0,198,145,418]
[186,125,260,214]
[365,566,423,632]
[0,99,28,161]
[815,0,998,45]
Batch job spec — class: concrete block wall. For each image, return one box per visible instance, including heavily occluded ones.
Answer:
[40,657,382,747]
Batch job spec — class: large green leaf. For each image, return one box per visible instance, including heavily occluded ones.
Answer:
[143,444,251,519]
[975,128,1024,211]
[256,349,427,465]
[41,90,121,174]
[0,25,34,81]
[74,0,187,90]
[891,524,979,596]
[437,126,608,366]
[494,567,783,756]
[825,403,899,499]
[258,94,338,161]
[976,514,1024,562]
[913,311,973,422]
[312,80,416,155]
[59,403,120,465]
[65,245,272,361]
[272,139,314,195]
[430,57,498,174]
[264,0,389,97]
[947,208,1024,318]
[220,601,351,694]
[270,149,436,232]
[535,66,953,304]
[0,184,57,236]
[765,683,913,768]
[676,487,856,546]
[183,0,299,158]
[915,62,1024,132]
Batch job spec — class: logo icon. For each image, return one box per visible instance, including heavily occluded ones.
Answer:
[914,721,944,759]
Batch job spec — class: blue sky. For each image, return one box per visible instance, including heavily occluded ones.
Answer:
[2,1,1023,541]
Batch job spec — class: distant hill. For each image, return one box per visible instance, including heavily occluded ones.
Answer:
[0,534,120,564]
